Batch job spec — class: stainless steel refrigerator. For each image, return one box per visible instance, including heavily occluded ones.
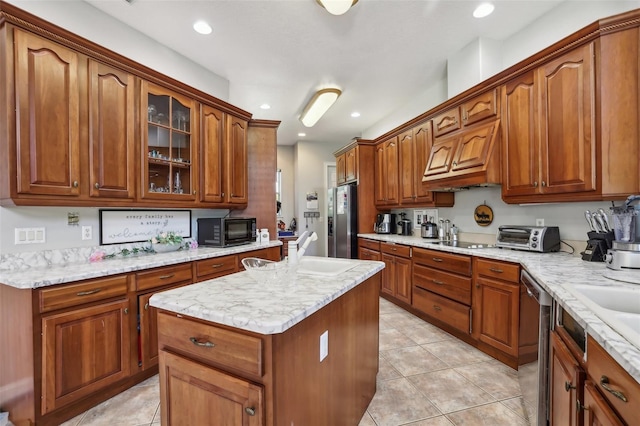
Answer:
[328,184,358,259]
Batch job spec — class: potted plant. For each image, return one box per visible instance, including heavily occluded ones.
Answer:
[151,231,184,253]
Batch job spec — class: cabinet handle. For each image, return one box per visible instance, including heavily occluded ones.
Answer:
[433,305,442,311]
[94,182,100,189]
[73,181,79,188]
[190,337,215,348]
[489,267,503,273]
[565,381,576,392]
[124,308,128,314]
[600,376,628,402]
[576,399,588,412]
[144,303,149,311]
[534,181,538,188]
[541,181,546,187]
[432,279,445,285]
[432,257,443,263]
[193,190,197,195]
[453,161,457,166]
[210,263,225,269]
[245,407,256,416]
[159,274,175,280]
[221,192,225,197]
[475,284,481,289]
[76,288,101,296]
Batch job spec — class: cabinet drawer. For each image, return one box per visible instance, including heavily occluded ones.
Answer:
[475,258,519,282]
[136,263,193,291]
[158,312,263,377]
[413,248,471,276]
[360,239,381,251]
[240,247,279,263]
[412,286,470,334]
[39,275,128,313]
[195,255,238,281]
[461,89,497,126]
[433,107,461,138]
[587,335,640,425]
[380,242,411,258]
[359,248,381,261]
[413,264,471,305]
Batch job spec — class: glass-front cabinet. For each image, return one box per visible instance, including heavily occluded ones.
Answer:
[142,82,197,201]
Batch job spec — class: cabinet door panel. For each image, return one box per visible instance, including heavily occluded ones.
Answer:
[336,152,346,185]
[200,105,224,202]
[89,60,135,199]
[413,122,435,202]
[380,253,395,296]
[374,145,386,204]
[160,351,263,426]
[139,292,158,370]
[476,277,519,356]
[452,122,496,172]
[502,71,539,196]
[582,381,624,426]
[385,139,399,205]
[395,257,412,305]
[41,299,130,414]
[550,331,584,426]
[539,43,596,194]
[398,130,415,203]
[225,115,248,204]
[424,138,456,178]
[14,29,80,197]
[345,147,358,182]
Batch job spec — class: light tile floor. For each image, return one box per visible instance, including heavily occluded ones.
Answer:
[61,298,531,426]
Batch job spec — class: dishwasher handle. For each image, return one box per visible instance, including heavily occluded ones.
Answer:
[521,269,553,307]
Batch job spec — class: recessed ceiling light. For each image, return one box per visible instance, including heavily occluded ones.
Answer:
[193,21,212,35]
[351,112,361,118]
[298,133,306,137]
[260,104,271,110]
[473,3,494,18]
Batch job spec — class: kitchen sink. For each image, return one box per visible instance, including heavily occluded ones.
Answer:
[296,257,359,276]
[563,283,640,348]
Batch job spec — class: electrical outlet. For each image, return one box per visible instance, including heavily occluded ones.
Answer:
[319,330,328,362]
[536,218,545,227]
[82,226,92,240]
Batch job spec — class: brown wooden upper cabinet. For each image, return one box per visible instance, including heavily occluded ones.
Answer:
[224,115,249,205]
[142,81,197,202]
[13,29,82,198]
[374,136,399,206]
[502,43,596,202]
[336,145,358,185]
[433,90,498,139]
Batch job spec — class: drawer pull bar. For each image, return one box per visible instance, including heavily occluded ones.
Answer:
[159,274,175,280]
[245,407,256,416]
[210,264,225,268]
[432,279,445,285]
[190,337,215,348]
[432,257,443,263]
[600,376,628,402]
[489,267,503,273]
[433,305,442,311]
[76,288,101,296]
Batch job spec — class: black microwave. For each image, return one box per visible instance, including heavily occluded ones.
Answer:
[197,217,256,247]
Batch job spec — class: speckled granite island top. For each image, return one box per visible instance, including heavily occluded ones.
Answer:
[0,241,282,289]
[149,257,385,334]
[359,233,640,383]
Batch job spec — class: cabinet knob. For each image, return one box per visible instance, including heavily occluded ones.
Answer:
[245,407,256,416]
[533,181,538,188]
[600,375,628,402]
[193,190,197,195]
[475,284,481,289]
[94,182,100,189]
[144,303,149,311]
[124,308,128,315]
[564,381,576,392]
[73,181,79,188]
[453,161,457,166]
[541,181,546,187]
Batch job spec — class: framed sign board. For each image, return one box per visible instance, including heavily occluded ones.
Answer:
[99,209,192,245]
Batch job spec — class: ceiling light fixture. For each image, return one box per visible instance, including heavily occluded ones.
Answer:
[351,112,361,118]
[193,20,212,35]
[473,3,495,18]
[299,88,342,127]
[260,103,271,110]
[298,133,306,137]
[316,0,358,16]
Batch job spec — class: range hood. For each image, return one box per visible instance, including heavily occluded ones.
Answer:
[422,119,502,191]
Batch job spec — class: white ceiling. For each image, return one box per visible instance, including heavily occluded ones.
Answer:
[84,0,567,145]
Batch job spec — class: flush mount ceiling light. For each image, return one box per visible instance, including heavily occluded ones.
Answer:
[299,88,342,127]
[316,0,359,16]
[193,20,212,35]
[260,103,271,110]
[473,2,495,18]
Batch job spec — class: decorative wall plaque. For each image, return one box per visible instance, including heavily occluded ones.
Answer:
[99,209,191,245]
[473,203,494,227]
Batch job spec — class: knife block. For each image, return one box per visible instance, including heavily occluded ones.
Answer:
[581,231,614,262]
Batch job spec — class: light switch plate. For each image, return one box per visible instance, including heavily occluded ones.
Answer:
[15,227,45,244]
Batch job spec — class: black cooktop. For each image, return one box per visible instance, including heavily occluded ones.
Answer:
[429,240,494,249]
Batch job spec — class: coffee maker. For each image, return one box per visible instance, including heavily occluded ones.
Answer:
[604,195,640,270]
[375,213,396,234]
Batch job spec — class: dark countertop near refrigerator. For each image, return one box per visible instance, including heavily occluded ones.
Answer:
[359,233,640,382]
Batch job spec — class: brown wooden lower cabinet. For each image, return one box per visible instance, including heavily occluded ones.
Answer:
[157,273,380,426]
[550,330,585,426]
[380,243,412,305]
[582,380,624,426]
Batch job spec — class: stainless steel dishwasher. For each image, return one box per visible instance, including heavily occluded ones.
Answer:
[519,269,553,426]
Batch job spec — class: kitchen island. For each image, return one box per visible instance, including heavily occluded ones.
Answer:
[149,257,385,426]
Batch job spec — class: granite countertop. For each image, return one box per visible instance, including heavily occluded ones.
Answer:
[358,233,640,383]
[149,257,385,334]
[0,241,282,289]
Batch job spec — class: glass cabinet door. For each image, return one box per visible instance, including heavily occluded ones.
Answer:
[143,82,196,200]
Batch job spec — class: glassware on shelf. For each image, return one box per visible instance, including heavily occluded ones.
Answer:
[172,110,189,131]
[147,104,157,122]
[174,171,183,194]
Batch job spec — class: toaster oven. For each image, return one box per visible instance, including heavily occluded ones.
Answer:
[496,225,560,252]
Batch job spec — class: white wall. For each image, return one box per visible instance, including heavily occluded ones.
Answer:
[293,141,345,256]
[277,146,295,229]
[447,37,503,98]
[6,0,229,100]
